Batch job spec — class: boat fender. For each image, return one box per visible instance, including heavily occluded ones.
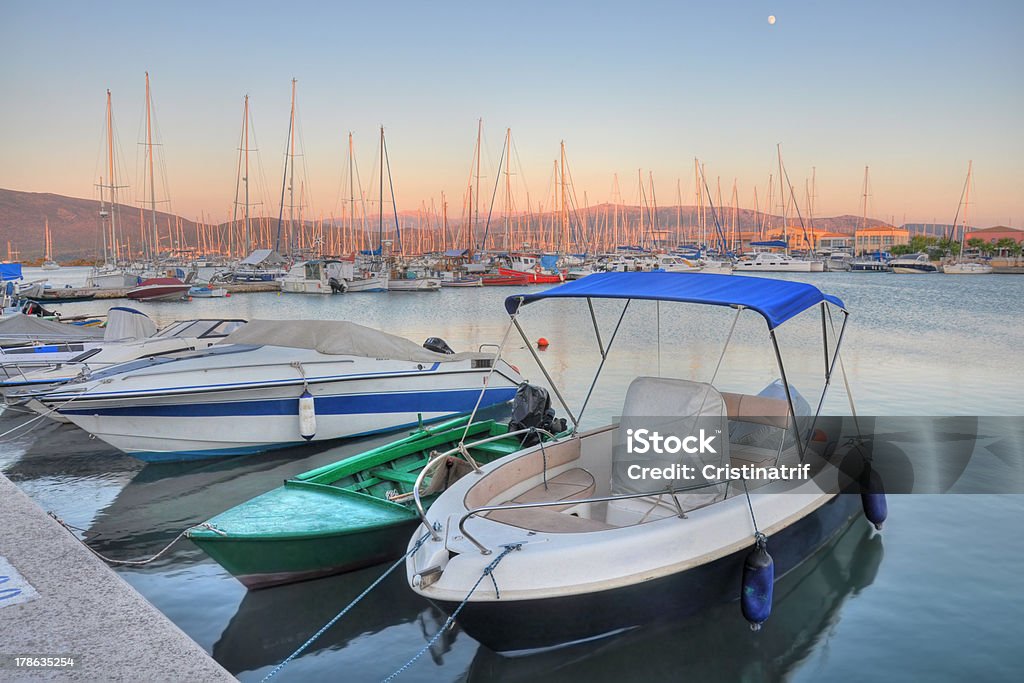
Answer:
[298,390,316,441]
[741,534,774,631]
[861,465,888,530]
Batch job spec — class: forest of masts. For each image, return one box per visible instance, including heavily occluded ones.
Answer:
[93,80,820,263]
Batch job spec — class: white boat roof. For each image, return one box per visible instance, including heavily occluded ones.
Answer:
[222,319,485,362]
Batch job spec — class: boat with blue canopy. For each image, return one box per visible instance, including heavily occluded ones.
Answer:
[406,271,885,653]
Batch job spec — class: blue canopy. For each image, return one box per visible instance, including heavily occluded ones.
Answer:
[750,240,788,249]
[0,263,23,281]
[504,272,845,329]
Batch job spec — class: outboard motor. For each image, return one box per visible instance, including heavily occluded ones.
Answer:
[328,277,347,294]
[509,383,567,445]
[423,337,455,355]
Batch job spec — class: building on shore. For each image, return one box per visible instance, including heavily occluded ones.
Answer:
[964,226,1024,254]
[854,225,910,255]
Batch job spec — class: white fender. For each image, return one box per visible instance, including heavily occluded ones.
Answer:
[298,390,316,440]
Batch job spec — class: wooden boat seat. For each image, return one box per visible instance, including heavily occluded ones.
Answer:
[485,467,610,533]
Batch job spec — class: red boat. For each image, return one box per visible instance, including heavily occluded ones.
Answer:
[127,277,191,302]
[480,272,531,286]
[497,267,564,284]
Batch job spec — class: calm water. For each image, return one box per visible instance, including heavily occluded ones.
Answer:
[3,267,1023,681]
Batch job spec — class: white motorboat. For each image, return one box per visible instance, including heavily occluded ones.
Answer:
[388,275,442,292]
[280,260,352,294]
[890,253,938,273]
[943,261,993,274]
[0,307,154,379]
[37,320,524,462]
[654,254,702,272]
[1,318,245,401]
[735,252,815,272]
[406,272,883,652]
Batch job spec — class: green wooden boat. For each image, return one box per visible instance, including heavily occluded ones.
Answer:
[186,415,542,588]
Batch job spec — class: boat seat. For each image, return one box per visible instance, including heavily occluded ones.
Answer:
[507,467,595,506]
[721,392,791,430]
[484,467,604,532]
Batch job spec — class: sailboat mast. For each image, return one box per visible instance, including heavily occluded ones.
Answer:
[106,90,118,267]
[560,141,568,252]
[474,119,482,246]
[961,160,973,252]
[378,125,384,252]
[145,72,158,263]
[861,166,869,231]
[504,128,511,250]
[288,79,297,255]
[244,95,251,254]
[348,132,355,254]
[777,144,788,254]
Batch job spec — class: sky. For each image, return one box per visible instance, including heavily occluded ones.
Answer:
[1,0,1022,226]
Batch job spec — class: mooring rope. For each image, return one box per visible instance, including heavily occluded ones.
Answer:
[0,390,93,442]
[261,532,433,682]
[380,543,522,683]
[740,478,765,543]
[47,512,217,566]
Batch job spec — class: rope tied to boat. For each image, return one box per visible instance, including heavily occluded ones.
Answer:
[741,478,764,541]
[47,512,193,566]
[0,389,97,443]
[261,532,433,682]
[380,542,522,683]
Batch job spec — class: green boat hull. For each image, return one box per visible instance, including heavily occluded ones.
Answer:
[188,416,533,588]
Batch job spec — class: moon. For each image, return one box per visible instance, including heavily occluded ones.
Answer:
[768,15,776,25]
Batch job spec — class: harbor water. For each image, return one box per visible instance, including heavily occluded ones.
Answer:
[2,267,1023,681]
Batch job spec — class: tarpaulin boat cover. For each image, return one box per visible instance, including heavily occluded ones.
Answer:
[0,314,105,345]
[222,320,489,362]
[103,307,157,341]
[238,249,286,266]
[505,271,845,329]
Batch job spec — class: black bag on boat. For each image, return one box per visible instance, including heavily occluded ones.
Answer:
[422,337,455,354]
[509,383,564,445]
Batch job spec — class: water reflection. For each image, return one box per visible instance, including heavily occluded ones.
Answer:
[466,518,883,682]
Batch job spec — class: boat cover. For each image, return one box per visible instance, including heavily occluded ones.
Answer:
[238,249,286,266]
[104,307,157,341]
[222,319,487,362]
[504,271,845,329]
[0,314,105,345]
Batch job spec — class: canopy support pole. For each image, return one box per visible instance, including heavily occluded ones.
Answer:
[575,299,631,430]
[769,327,806,463]
[512,316,578,428]
[586,297,605,357]
[820,303,830,380]
[806,307,850,452]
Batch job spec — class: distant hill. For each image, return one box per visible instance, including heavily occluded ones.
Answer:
[0,187,891,260]
[0,188,200,261]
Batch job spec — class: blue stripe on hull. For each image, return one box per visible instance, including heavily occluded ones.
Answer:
[60,387,517,418]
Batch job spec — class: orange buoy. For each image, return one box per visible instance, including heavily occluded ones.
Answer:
[536,337,549,348]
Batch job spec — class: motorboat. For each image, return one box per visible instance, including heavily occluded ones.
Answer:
[889,253,938,273]
[439,275,483,287]
[654,254,702,272]
[388,271,442,291]
[849,256,891,272]
[0,307,154,379]
[500,253,565,283]
[943,261,993,274]
[188,285,229,298]
[406,272,884,652]
[1,318,245,401]
[280,260,351,294]
[37,320,525,461]
[735,251,814,272]
[481,273,531,286]
[823,252,853,272]
[127,277,191,301]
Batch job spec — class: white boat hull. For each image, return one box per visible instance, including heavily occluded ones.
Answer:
[46,347,521,461]
[388,278,442,291]
[943,262,993,274]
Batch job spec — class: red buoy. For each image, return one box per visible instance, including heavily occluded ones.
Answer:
[536,337,549,348]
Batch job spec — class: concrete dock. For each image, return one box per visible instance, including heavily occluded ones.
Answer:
[0,474,234,681]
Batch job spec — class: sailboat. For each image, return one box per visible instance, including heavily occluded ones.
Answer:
[943,161,992,275]
[41,219,60,270]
